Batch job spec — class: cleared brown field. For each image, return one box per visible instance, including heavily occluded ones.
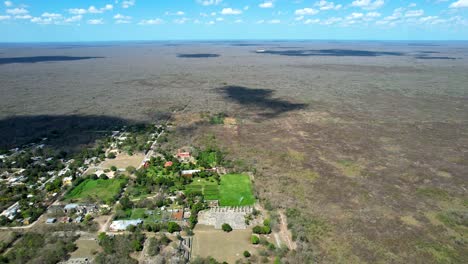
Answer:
[100,152,145,170]
[192,224,257,263]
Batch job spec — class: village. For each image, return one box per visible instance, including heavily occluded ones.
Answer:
[0,116,294,264]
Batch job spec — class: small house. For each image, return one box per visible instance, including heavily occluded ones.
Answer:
[164,161,173,168]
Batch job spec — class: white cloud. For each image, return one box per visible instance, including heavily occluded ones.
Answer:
[14,14,31,19]
[165,11,185,16]
[0,15,11,20]
[6,7,27,15]
[244,6,249,10]
[315,1,342,11]
[256,20,265,24]
[366,11,381,18]
[122,0,135,9]
[88,5,113,14]
[216,17,224,21]
[347,12,364,19]
[234,19,243,23]
[88,19,104,25]
[295,15,304,21]
[295,8,319,16]
[42,13,62,19]
[321,17,342,25]
[304,18,320,24]
[268,19,281,24]
[207,20,215,24]
[139,18,164,25]
[221,8,242,15]
[64,15,82,23]
[259,1,274,8]
[4,1,12,7]
[174,17,189,24]
[198,0,222,6]
[31,17,53,24]
[68,8,87,15]
[405,9,424,17]
[351,0,384,10]
[114,14,132,24]
[450,0,468,8]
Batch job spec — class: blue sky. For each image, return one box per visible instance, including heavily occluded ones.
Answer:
[1,0,468,41]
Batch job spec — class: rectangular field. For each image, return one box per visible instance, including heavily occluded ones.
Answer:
[219,174,255,206]
[192,224,257,263]
[186,178,220,200]
[64,178,126,203]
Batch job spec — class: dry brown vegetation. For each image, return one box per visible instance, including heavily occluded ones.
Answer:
[1,41,467,263]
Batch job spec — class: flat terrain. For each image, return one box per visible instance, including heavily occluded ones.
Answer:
[69,239,100,259]
[100,152,145,170]
[192,224,256,263]
[64,178,126,203]
[1,41,467,263]
[186,178,220,200]
[219,174,255,206]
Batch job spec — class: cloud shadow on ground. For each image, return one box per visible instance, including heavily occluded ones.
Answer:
[0,115,144,153]
[217,85,307,118]
[0,56,104,65]
[257,49,405,57]
[177,53,220,58]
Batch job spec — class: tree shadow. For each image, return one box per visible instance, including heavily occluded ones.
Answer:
[0,56,104,65]
[217,86,307,118]
[0,115,144,152]
[177,53,220,58]
[256,49,404,57]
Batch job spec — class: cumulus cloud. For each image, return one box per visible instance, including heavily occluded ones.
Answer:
[42,13,62,19]
[197,0,222,6]
[64,15,82,23]
[221,8,242,15]
[259,1,274,8]
[405,9,424,17]
[14,14,31,19]
[6,7,27,15]
[174,17,190,24]
[4,1,12,7]
[304,18,320,24]
[114,14,131,20]
[450,0,468,8]
[315,1,342,11]
[295,8,319,16]
[139,18,164,25]
[122,0,135,9]
[268,19,281,24]
[88,19,104,25]
[0,15,11,20]
[69,5,112,15]
[351,0,384,10]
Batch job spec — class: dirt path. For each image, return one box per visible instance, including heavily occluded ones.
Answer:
[278,211,296,250]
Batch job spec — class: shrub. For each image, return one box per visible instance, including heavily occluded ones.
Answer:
[110,166,117,171]
[243,251,251,258]
[251,235,260,244]
[222,223,232,232]
[107,153,116,159]
[167,222,181,233]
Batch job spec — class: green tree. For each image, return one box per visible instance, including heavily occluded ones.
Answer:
[243,251,251,258]
[167,222,181,233]
[251,235,260,244]
[221,223,232,232]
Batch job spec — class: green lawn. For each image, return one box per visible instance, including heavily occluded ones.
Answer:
[186,177,220,200]
[65,178,126,204]
[219,174,255,206]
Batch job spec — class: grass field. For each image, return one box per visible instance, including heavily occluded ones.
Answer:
[186,178,220,200]
[64,178,126,203]
[219,174,255,206]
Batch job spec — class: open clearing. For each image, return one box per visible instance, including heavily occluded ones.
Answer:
[100,152,145,170]
[64,178,126,203]
[69,239,100,259]
[219,174,255,206]
[192,224,256,263]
